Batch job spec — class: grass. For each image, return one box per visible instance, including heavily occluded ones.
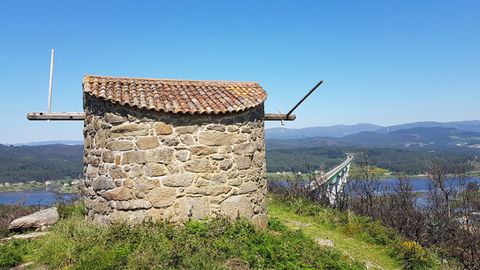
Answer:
[267,196,458,270]
[1,196,454,269]
[1,201,366,270]
[268,197,402,269]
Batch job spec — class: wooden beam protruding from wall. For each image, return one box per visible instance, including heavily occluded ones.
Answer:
[27,112,296,121]
[27,112,85,121]
[263,113,296,121]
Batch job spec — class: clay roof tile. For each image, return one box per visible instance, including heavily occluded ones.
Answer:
[83,75,267,114]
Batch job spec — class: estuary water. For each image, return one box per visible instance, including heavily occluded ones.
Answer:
[0,190,77,206]
[365,176,480,193]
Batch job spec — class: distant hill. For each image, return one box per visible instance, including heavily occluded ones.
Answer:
[267,127,480,150]
[267,137,343,150]
[387,120,480,133]
[12,140,83,146]
[0,144,83,183]
[341,127,480,148]
[266,120,480,140]
[266,123,383,139]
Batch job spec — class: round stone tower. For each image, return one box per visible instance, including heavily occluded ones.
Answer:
[81,75,268,227]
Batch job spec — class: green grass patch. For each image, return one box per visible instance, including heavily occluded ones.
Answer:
[1,203,366,270]
[0,239,35,269]
[2,197,458,269]
[268,196,451,270]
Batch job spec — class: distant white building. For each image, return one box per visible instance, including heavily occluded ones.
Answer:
[71,179,81,186]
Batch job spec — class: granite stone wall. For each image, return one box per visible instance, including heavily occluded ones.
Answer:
[82,95,267,227]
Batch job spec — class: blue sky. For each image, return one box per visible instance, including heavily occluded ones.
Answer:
[0,0,479,144]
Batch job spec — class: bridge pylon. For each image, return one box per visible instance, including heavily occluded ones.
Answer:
[311,154,354,205]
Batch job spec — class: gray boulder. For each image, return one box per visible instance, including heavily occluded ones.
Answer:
[9,207,59,231]
[314,237,334,248]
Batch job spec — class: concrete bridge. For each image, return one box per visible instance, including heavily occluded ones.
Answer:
[311,154,354,205]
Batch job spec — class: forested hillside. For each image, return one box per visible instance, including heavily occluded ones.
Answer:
[266,145,479,174]
[341,127,480,148]
[0,144,83,182]
[266,126,480,174]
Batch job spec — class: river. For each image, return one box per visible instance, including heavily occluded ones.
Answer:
[362,176,480,193]
[0,190,77,206]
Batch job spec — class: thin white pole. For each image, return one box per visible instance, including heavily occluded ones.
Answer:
[47,48,55,112]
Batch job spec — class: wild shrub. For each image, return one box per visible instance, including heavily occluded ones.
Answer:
[56,200,85,219]
[0,239,34,270]
[391,241,439,270]
[267,217,287,232]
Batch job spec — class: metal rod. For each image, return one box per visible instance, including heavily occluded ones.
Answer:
[27,112,85,121]
[286,80,323,117]
[47,49,55,113]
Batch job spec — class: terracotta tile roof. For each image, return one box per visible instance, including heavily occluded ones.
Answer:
[83,75,267,114]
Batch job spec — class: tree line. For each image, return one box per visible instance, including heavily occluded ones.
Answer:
[0,144,83,182]
[266,145,479,174]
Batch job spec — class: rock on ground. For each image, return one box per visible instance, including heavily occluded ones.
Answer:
[10,262,47,270]
[223,258,250,270]
[0,232,48,243]
[8,207,58,231]
[314,237,334,248]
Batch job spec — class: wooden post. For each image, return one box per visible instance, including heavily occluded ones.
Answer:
[27,112,295,121]
[263,113,296,121]
[27,112,85,121]
[47,49,55,113]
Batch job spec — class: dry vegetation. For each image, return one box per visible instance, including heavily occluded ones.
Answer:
[269,150,480,269]
[0,204,40,238]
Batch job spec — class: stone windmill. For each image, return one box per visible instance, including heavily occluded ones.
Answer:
[27,50,322,227]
